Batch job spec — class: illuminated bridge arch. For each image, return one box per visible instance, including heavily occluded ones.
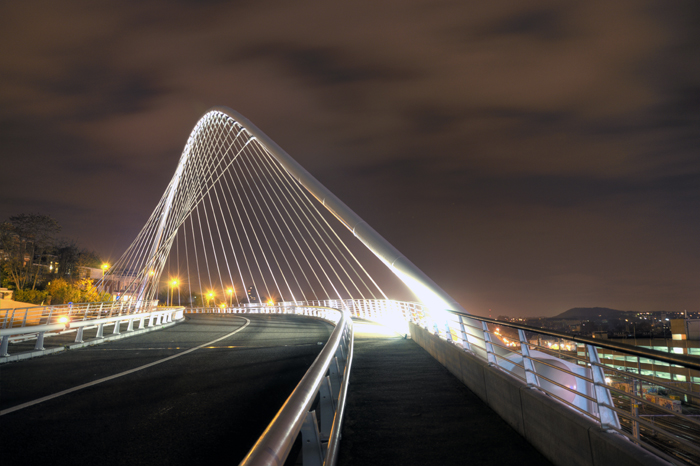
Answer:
[104,107,463,321]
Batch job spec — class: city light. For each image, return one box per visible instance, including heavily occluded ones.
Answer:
[169,279,179,306]
[101,263,109,276]
[58,316,69,324]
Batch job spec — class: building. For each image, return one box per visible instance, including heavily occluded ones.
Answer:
[579,319,700,405]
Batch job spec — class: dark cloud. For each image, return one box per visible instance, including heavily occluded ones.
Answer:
[1,0,699,316]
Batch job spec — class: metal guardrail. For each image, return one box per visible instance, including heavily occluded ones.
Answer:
[403,306,700,466]
[189,302,353,466]
[15,297,697,464]
[0,302,183,357]
[0,299,159,329]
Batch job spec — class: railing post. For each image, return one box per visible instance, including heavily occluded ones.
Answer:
[482,322,497,366]
[328,358,342,401]
[0,335,10,356]
[113,320,121,335]
[9,308,17,328]
[458,315,472,352]
[75,326,84,343]
[96,323,105,338]
[318,377,336,441]
[127,318,135,332]
[1,309,9,329]
[300,411,324,466]
[139,315,146,329]
[587,344,621,431]
[518,329,540,388]
[632,358,641,440]
[34,331,45,351]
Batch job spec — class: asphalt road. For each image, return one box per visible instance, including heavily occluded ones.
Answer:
[0,314,333,466]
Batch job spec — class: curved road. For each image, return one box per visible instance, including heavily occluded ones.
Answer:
[0,314,334,465]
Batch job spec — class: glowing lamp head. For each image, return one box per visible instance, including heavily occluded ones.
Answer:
[58,316,69,324]
[171,279,178,287]
[227,288,233,294]
[208,292,214,298]
[267,300,274,306]
[101,263,109,271]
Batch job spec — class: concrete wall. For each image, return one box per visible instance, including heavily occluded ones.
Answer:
[409,322,668,466]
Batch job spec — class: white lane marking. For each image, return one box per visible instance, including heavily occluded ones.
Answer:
[0,317,251,417]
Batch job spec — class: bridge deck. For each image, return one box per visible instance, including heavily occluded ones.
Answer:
[338,319,552,466]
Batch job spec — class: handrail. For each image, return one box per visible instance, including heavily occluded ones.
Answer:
[414,307,700,464]
[454,312,700,371]
[239,305,352,466]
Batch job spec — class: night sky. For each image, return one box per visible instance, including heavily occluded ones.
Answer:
[1,1,699,317]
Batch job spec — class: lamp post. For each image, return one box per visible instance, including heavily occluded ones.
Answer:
[207,291,214,309]
[170,279,179,307]
[100,264,109,293]
[227,287,233,308]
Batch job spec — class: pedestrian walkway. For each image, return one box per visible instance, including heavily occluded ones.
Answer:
[337,319,552,466]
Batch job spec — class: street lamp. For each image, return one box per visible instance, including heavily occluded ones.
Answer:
[101,263,110,276]
[207,291,214,308]
[170,279,179,307]
[227,287,234,307]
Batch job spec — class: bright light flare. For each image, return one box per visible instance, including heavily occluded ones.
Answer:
[58,316,69,324]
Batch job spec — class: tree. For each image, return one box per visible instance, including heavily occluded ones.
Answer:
[1,214,61,291]
[77,278,111,303]
[55,241,103,282]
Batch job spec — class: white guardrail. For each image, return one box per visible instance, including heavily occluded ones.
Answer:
[7,298,697,464]
[0,301,182,357]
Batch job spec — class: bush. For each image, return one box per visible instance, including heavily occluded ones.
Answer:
[13,289,48,305]
[14,279,112,305]
[77,278,111,303]
[46,278,81,304]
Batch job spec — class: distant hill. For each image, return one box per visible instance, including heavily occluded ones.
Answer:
[555,307,631,320]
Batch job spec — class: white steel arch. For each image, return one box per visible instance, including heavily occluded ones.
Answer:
[105,107,466,322]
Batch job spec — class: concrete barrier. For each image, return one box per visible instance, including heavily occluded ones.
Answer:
[409,322,668,466]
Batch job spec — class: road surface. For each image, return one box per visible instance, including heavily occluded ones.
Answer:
[0,313,333,465]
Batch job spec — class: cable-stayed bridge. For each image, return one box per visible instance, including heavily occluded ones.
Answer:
[1,108,699,466]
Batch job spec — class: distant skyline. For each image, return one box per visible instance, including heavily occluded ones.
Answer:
[1,1,699,317]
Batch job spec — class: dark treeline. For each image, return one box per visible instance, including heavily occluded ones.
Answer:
[0,213,110,305]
